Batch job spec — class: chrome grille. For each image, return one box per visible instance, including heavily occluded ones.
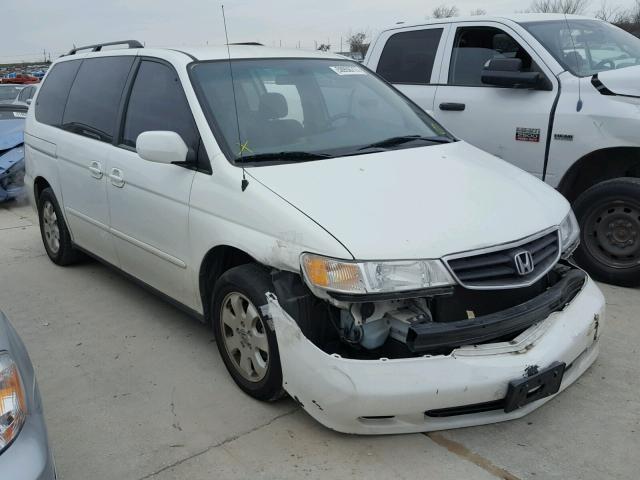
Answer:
[444,229,561,289]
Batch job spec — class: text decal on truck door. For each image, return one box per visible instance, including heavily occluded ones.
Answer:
[515,128,541,143]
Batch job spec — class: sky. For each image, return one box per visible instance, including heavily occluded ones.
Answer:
[2,0,638,62]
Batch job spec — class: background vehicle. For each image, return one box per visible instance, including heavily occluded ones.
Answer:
[0,73,39,85]
[13,84,38,106]
[0,84,25,104]
[24,42,604,434]
[0,104,26,202]
[0,310,56,479]
[365,14,640,286]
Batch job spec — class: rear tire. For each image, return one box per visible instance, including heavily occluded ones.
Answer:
[37,188,83,266]
[211,264,285,402]
[573,177,640,287]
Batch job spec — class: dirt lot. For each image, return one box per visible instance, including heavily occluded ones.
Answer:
[1,197,638,480]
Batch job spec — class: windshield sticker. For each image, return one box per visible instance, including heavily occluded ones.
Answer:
[515,127,540,143]
[13,111,27,119]
[330,65,366,76]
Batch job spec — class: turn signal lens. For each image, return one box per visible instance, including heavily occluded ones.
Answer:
[302,254,364,293]
[0,353,26,452]
[301,253,455,295]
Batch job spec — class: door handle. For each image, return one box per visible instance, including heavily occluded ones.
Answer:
[439,102,466,111]
[88,161,103,179]
[108,168,125,188]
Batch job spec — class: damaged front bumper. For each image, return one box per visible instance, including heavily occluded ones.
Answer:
[266,275,605,434]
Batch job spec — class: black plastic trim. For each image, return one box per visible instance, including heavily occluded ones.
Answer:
[407,269,586,353]
[328,286,454,303]
[542,77,561,181]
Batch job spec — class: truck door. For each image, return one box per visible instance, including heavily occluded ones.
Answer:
[433,22,558,178]
[369,25,450,115]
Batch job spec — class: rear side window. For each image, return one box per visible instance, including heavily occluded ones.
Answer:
[122,60,198,150]
[376,29,444,84]
[62,56,135,142]
[35,60,81,126]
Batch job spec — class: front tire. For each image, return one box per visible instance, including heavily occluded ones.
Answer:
[37,188,83,266]
[211,264,284,402]
[573,177,640,287]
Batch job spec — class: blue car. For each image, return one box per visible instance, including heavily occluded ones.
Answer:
[0,311,55,479]
[0,104,26,202]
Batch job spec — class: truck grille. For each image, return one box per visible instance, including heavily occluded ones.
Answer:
[444,229,561,289]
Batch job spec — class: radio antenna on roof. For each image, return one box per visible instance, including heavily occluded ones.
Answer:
[222,5,249,191]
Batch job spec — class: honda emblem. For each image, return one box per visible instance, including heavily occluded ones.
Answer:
[514,251,535,276]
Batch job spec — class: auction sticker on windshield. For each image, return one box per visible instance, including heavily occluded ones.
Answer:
[330,65,366,75]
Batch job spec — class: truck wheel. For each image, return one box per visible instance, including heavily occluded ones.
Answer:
[37,188,83,266]
[211,264,285,402]
[573,177,640,287]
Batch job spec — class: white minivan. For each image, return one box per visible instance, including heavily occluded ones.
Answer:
[25,41,604,434]
[365,14,640,287]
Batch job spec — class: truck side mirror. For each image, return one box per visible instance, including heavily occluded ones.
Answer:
[481,58,549,90]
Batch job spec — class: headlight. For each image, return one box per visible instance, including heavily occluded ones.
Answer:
[301,253,455,295]
[0,352,27,452]
[559,210,580,257]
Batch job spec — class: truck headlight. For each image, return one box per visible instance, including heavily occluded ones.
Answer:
[301,253,455,294]
[560,210,580,257]
[0,352,27,452]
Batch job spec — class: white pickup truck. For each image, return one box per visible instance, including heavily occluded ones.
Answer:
[365,14,640,286]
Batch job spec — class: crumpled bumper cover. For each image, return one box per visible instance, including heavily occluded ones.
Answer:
[0,145,25,202]
[266,276,605,435]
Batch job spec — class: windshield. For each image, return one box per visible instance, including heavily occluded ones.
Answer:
[0,85,24,103]
[523,19,640,77]
[190,58,451,165]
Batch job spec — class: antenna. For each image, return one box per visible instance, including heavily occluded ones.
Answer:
[222,5,249,191]
[564,13,583,112]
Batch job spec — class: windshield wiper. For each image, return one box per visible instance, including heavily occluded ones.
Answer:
[357,135,453,151]
[236,151,333,163]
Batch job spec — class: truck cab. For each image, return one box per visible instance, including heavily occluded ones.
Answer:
[365,14,640,286]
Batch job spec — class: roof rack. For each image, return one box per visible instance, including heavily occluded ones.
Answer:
[66,40,143,56]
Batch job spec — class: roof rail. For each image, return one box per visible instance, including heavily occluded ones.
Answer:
[228,42,264,46]
[66,40,143,56]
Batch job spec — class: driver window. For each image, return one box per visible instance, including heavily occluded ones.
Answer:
[449,27,539,86]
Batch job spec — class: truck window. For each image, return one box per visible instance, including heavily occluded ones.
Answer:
[377,29,444,84]
[449,27,538,86]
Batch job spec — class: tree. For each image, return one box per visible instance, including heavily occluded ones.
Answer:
[317,43,331,52]
[470,8,487,16]
[347,32,369,56]
[432,5,459,18]
[527,0,590,14]
[594,0,625,22]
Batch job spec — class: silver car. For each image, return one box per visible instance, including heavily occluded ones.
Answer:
[0,311,55,479]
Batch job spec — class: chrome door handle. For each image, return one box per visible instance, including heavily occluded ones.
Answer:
[108,168,125,188]
[88,161,103,179]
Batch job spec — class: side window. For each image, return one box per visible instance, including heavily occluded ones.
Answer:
[62,56,135,142]
[35,60,81,126]
[18,88,29,102]
[449,27,538,86]
[376,29,444,84]
[122,60,198,151]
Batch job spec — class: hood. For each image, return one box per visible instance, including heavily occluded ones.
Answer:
[596,65,640,97]
[248,141,569,260]
[0,119,25,150]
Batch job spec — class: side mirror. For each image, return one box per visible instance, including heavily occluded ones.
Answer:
[136,131,188,165]
[26,98,32,105]
[481,58,546,89]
